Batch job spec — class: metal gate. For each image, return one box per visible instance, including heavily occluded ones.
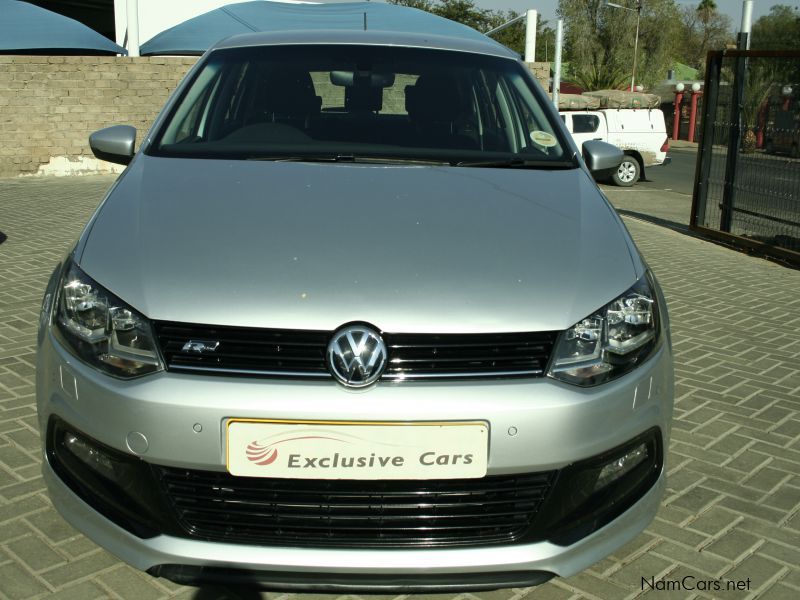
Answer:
[691,49,800,266]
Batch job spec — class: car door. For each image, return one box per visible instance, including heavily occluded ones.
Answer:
[562,112,606,150]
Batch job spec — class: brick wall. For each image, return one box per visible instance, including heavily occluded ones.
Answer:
[526,62,550,92]
[0,56,197,178]
[0,56,553,178]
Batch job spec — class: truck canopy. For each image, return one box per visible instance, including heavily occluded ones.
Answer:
[581,90,661,109]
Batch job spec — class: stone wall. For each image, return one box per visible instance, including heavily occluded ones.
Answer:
[0,56,554,178]
[526,62,551,92]
[0,56,197,178]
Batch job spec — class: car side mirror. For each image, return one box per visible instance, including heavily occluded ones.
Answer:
[582,140,623,176]
[89,125,136,165]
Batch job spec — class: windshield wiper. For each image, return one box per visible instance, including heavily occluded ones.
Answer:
[455,158,576,169]
[247,154,354,162]
[246,154,449,165]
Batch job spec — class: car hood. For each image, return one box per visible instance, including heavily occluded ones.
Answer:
[78,157,641,333]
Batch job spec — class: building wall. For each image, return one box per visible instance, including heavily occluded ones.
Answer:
[526,62,550,92]
[0,56,553,179]
[0,56,197,178]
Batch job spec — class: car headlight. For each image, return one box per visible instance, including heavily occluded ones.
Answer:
[54,260,163,378]
[548,272,661,386]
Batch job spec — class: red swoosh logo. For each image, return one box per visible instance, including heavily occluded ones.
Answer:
[246,442,278,465]
[245,435,346,466]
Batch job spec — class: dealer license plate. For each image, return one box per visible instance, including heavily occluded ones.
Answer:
[226,419,488,480]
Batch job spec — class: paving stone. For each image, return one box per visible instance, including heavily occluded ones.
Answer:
[25,507,78,543]
[700,477,763,503]
[0,494,47,523]
[40,549,119,587]
[758,582,800,600]
[6,533,67,572]
[558,570,632,598]
[742,467,791,493]
[606,552,676,589]
[5,427,40,452]
[650,541,729,577]
[513,583,574,600]
[47,580,110,599]
[462,589,519,600]
[718,497,786,525]
[608,531,659,562]
[0,561,51,598]
[703,530,762,562]
[0,444,37,470]
[95,565,170,600]
[647,517,708,548]
[647,564,732,600]
[723,554,787,595]
[0,518,34,543]
[58,534,103,559]
[724,451,772,474]
[761,487,800,513]
[669,486,723,514]
[758,542,800,569]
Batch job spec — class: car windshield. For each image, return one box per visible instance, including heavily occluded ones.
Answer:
[151,44,572,166]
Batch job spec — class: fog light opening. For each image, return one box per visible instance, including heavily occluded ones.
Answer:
[594,442,648,491]
[62,430,116,480]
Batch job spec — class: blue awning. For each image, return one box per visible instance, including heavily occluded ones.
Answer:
[140,1,499,56]
[0,0,125,55]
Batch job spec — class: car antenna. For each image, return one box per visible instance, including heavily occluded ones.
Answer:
[363,12,367,31]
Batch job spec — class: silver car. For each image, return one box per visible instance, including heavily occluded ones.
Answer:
[37,29,674,592]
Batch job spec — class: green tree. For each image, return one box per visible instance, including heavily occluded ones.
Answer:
[742,6,800,131]
[485,10,557,60]
[750,4,800,50]
[678,1,732,71]
[389,0,555,59]
[388,0,492,32]
[558,0,682,91]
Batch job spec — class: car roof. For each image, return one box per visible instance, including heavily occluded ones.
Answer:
[212,29,519,60]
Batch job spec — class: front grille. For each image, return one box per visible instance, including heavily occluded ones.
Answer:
[155,321,557,381]
[384,332,556,379]
[155,467,556,548]
[155,323,330,378]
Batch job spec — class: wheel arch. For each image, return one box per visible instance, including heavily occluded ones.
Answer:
[622,150,645,178]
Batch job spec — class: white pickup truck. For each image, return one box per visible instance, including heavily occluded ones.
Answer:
[560,109,671,186]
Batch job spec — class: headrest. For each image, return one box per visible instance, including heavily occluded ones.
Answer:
[405,75,467,122]
[346,85,383,112]
[264,69,321,116]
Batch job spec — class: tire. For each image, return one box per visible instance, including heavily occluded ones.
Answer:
[611,156,640,187]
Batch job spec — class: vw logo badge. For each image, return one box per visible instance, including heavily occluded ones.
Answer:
[327,325,387,388]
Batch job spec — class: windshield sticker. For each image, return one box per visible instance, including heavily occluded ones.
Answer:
[530,130,557,147]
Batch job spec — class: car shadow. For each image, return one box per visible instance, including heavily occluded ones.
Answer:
[613,209,690,234]
[191,585,265,600]
[0,231,6,245]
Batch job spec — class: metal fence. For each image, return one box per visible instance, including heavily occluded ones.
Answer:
[691,50,800,266]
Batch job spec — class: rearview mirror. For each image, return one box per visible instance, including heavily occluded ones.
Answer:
[89,125,136,165]
[582,140,623,176]
[330,70,396,88]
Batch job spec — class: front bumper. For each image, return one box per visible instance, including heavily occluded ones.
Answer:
[37,327,673,589]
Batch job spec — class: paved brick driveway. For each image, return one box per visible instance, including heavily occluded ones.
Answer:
[0,176,798,599]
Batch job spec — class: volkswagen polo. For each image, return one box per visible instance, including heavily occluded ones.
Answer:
[37,29,674,592]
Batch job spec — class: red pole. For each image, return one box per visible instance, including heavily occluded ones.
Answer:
[672,91,683,140]
[757,101,768,148]
[687,91,700,143]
